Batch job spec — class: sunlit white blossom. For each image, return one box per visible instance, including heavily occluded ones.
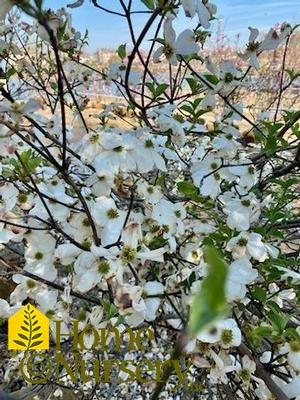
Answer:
[241,25,291,68]
[226,258,258,302]
[219,191,261,231]
[153,16,199,65]
[197,318,242,348]
[226,232,278,261]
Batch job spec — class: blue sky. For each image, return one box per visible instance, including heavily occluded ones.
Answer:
[42,0,300,52]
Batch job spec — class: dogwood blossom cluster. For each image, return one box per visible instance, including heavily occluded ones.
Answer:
[0,1,299,399]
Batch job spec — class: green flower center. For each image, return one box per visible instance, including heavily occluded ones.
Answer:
[237,238,248,246]
[174,210,181,218]
[164,43,174,58]
[98,260,111,274]
[191,250,199,260]
[90,133,99,143]
[247,41,260,51]
[224,72,234,83]
[18,193,28,204]
[81,240,91,250]
[145,139,154,148]
[107,208,119,219]
[241,199,250,207]
[239,368,251,381]
[147,186,154,194]
[82,218,90,227]
[121,245,137,264]
[221,329,233,345]
[290,341,300,352]
[62,301,70,310]
[26,279,36,289]
[35,251,44,260]
[77,309,87,322]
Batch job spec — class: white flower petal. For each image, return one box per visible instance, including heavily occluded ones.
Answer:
[175,29,199,55]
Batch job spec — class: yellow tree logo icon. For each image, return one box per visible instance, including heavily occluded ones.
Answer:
[8,304,49,350]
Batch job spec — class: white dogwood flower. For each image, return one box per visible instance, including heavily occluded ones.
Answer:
[143,281,165,321]
[0,299,22,319]
[209,349,236,384]
[275,265,300,283]
[153,16,199,65]
[107,61,140,85]
[197,318,242,348]
[90,196,126,246]
[268,283,295,308]
[0,98,40,122]
[181,0,216,27]
[280,342,300,372]
[152,198,187,240]
[73,251,120,293]
[219,192,261,231]
[226,232,278,261]
[236,355,256,389]
[241,25,291,68]
[36,13,62,42]
[226,258,258,302]
[191,153,223,198]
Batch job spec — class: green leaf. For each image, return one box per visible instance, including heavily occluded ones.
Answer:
[284,327,300,341]
[154,83,168,98]
[144,82,169,99]
[156,172,166,189]
[250,326,274,341]
[267,302,288,333]
[202,73,219,85]
[148,236,167,250]
[6,67,16,79]
[180,104,195,115]
[188,247,228,336]
[117,44,126,60]
[57,20,68,42]
[185,77,203,94]
[50,81,57,91]
[265,132,277,155]
[144,82,155,96]
[141,0,156,9]
[108,304,118,319]
[252,287,267,302]
[100,299,118,319]
[177,181,201,202]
